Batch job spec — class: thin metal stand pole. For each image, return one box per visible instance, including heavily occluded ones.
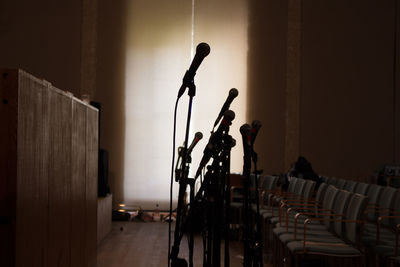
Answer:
[171,83,196,267]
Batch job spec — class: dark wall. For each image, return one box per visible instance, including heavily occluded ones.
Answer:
[247,0,399,178]
[0,0,82,96]
[300,0,398,178]
[94,0,127,205]
[247,0,288,174]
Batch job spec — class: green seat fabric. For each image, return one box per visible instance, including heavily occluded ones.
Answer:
[287,240,361,255]
[279,232,342,244]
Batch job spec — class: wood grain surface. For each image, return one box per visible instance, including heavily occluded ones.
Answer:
[47,87,72,267]
[16,71,49,267]
[71,101,88,267]
[0,69,99,267]
[86,107,98,267]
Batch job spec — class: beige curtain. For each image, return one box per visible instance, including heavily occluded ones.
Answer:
[124,0,248,209]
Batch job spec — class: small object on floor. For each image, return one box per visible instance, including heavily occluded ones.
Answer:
[112,210,131,221]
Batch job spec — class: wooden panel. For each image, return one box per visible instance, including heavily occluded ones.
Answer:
[97,194,112,245]
[16,71,49,267]
[86,107,98,267]
[47,88,72,267]
[0,69,18,267]
[0,69,98,267]
[71,101,87,267]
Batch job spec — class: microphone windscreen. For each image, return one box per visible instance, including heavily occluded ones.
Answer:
[223,110,235,122]
[240,123,251,135]
[195,132,203,140]
[196,43,211,57]
[229,88,239,98]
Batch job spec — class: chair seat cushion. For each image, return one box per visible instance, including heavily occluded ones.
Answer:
[287,241,361,255]
[279,233,342,244]
[273,224,328,236]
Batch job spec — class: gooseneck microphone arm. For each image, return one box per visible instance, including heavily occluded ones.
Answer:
[240,124,253,267]
[250,120,263,267]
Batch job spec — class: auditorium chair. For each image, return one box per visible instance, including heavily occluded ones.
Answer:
[343,180,357,192]
[272,188,353,265]
[361,187,400,265]
[260,178,315,255]
[283,193,369,267]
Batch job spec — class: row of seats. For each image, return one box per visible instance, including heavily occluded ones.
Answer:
[244,176,400,266]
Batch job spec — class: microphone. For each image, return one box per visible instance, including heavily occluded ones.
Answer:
[177,43,211,98]
[250,120,262,146]
[195,110,235,178]
[213,88,239,128]
[240,124,252,149]
[186,132,203,156]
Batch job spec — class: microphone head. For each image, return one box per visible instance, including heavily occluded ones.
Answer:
[251,120,262,130]
[195,131,203,140]
[231,138,236,148]
[240,123,251,135]
[223,110,235,122]
[229,88,239,98]
[196,43,211,58]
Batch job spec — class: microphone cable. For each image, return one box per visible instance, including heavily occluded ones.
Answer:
[168,97,179,267]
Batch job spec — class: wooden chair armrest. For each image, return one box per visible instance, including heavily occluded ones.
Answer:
[364,206,391,212]
[282,204,322,229]
[292,212,342,239]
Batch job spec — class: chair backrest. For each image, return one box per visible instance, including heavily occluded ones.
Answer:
[287,177,299,193]
[294,179,307,199]
[343,180,357,192]
[315,183,329,203]
[257,175,266,189]
[320,185,339,217]
[344,193,369,245]
[354,182,369,195]
[302,180,316,200]
[336,179,347,189]
[391,191,400,226]
[377,186,398,225]
[250,174,264,201]
[331,190,352,235]
[365,184,384,221]
[262,175,277,191]
[326,177,337,185]
[366,184,383,205]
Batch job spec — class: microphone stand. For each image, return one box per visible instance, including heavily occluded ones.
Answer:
[241,138,252,267]
[222,135,234,267]
[251,147,263,267]
[171,80,196,267]
[241,130,263,267]
[191,134,233,267]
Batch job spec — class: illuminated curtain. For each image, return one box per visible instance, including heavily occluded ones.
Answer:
[124,0,248,209]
